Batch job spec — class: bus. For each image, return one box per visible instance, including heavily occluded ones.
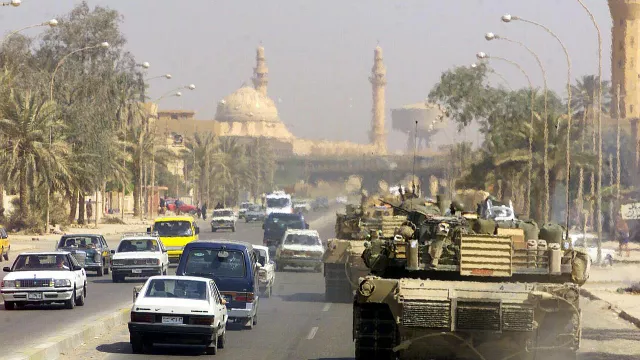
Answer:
[265,191,292,215]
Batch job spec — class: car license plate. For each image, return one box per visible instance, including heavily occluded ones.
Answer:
[131,269,142,274]
[27,293,42,300]
[161,316,183,324]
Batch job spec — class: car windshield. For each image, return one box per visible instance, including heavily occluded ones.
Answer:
[144,279,208,300]
[58,236,100,249]
[214,210,234,217]
[266,215,303,229]
[267,198,290,208]
[255,249,267,266]
[285,234,321,246]
[118,239,160,252]
[183,249,246,278]
[248,205,262,212]
[154,221,193,237]
[13,254,71,271]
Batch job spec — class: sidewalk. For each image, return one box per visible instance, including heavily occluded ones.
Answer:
[582,264,640,329]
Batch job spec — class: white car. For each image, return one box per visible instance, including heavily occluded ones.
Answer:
[111,233,170,283]
[275,229,324,272]
[293,200,312,214]
[1,252,87,310]
[211,209,237,232]
[238,202,253,219]
[253,245,275,298]
[569,232,616,266]
[129,275,228,355]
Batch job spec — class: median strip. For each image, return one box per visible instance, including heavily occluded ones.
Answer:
[4,306,131,360]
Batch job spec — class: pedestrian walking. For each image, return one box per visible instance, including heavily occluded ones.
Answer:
[616,213,631,257]
[86,199,93,220]
[201,203,208,220]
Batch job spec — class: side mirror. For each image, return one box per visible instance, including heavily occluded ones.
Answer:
[3,267,10,272]
[73,265,83,271]
[110,250,116,254]
[146,227,152,233]
[195,227,200,235]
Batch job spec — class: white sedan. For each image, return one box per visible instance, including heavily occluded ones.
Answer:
[111,234,170,282]
[1,252,87,310]
[276,229,324,272]
[253,245,275,298]
[128,275,228,355]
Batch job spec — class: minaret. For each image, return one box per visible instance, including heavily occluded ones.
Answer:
[253,45,269,97]
[369,45,387,155]
[610,0,640,171]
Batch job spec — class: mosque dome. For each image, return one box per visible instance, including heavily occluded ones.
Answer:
[215,84,280,123]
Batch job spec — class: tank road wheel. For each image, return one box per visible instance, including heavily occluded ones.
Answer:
[354,303,398,360]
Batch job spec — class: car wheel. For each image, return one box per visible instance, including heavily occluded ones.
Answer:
[217,329,226,349]
[3,247,8,261]
[252,313,258,326]
[4,301,15,310]
[76,284,86,306]
[130,334,144,354]
[65,289,76,309]
[104,261,109,275]
[97,266,103,277]
[205,334,218,355]
[244,317,254,330]
[232,226,236,233]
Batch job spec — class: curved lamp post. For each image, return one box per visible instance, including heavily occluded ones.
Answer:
[502,13,573,239]
[49,42,109,101]
[146,74,172,81]
[3,19,57,45]
[45,41,109,233]
[477,52,535,218]
[1,0,20,7]
[155,84,195,102]
[485,31,550,223]
[471,62,512,90]
[576,0,603,263]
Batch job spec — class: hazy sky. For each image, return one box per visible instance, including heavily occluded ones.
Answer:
[1,0,613,151]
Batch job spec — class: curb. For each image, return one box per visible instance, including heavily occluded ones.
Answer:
[580,287,640,329]
[3,307,131,360]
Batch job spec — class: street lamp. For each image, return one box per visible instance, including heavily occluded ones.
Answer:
[1,0,20,7]
[502,13,573,240]
[485,31,551,223]
[140,62,150,69]
[49,42,109,101]
[155,84,194,102]
[45,41,109,233]
[576,0,603,263]
[3,19,58,45]
[471,62,512,90]
[146,74,172,81]
[477,51,535,218]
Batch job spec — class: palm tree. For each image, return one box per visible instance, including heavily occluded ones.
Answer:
[0,90,70,219]
[210,138,248,207]
[184,132,218,206]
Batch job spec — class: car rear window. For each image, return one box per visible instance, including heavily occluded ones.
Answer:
[284,234,321,246]
[145,279,207,300]
[183,248,246,278]
[118,239,160,252]
[58,236,100,248]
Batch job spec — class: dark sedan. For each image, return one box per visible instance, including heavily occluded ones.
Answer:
[56,234,111,276]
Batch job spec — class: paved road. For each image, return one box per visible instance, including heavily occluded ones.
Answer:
[0,210,333,358]
[72,214,354,360]
[42,212,640,359]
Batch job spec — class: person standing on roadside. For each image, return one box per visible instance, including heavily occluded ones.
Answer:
[86,199,93,221]
[201,203,208,221]
[616,212,630,257]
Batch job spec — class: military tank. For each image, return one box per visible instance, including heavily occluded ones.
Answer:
[323,193,406,302]
[353,203,589,360]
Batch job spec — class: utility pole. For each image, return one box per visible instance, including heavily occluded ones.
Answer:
[616,84,622,226]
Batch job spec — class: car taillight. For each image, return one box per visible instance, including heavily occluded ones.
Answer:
[131,312,154,323]
[189,316,215,325]
[235,292,255,302]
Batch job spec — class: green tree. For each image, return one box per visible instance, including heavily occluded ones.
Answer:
[0,90,69,222]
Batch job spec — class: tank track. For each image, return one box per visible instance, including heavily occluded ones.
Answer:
[354,303,398,360]
[324,263,353,303]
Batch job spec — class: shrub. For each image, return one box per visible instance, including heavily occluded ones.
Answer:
[102,216,125,225]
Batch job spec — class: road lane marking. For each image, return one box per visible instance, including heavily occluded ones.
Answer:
[306,326,319,340]
[322,303,331,312]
